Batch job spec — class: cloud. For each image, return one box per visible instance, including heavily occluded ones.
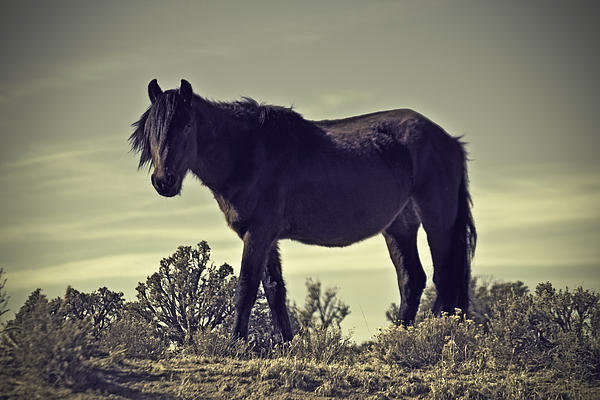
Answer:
[468,163,600,274]
[5,252,165,290]
[0,52,149,104]
[472,164,600,232]
[0,135,232,263]
[0,145,117,171]
[302,90,375,119]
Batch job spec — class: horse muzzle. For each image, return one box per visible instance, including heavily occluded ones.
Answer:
[151,173,181,197]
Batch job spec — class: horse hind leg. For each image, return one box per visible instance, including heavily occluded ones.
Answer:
[413,165,474,316]
[262,244,294,341]
[383,201,426,325]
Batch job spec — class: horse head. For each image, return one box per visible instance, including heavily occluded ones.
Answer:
[144,79,197,197]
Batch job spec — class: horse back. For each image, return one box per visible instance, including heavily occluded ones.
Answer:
[314,108,422,136]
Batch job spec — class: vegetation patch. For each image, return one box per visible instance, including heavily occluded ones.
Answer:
[1,243,599,399]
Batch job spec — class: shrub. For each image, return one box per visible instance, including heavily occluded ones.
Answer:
[486,282,600,379]
[277,326,354,364]
[60,286,125,339]
[470,278,529,327]
[485,288,544,364]
[384,302,403,326]
[535,282,599,339]
[186,277,354,361]
[135,241,238,346]
[189,325,253,359]
[1,289,96,390]
[100,302,168,359]
[373,312,484,368]
[294,278,350,331]
[187,287,277,358]
[268,278,353,363]
[384,280,599,380]
[387,277,530,326]
[245,286,283,355]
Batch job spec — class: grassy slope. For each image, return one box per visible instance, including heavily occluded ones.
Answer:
[5,355,599,400]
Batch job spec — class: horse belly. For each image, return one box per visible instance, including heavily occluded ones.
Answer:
[286,172,410,247]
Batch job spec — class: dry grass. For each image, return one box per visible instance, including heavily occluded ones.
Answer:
[2,350,599,400]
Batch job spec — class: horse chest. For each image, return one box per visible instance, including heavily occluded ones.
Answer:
[213,194,250,237]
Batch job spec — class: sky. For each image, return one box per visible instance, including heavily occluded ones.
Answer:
[1,1,599,341]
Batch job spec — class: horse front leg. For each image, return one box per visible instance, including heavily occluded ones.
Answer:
[233,230,275,339]
[262,243,294,341]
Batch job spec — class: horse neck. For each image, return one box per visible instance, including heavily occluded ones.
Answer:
[188,99,252,193]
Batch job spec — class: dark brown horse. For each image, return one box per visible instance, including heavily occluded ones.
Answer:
[130,79,476,340]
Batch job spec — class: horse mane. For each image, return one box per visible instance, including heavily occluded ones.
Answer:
[129,107,152,169]
[129,94,325,169]
[210,97,325,145]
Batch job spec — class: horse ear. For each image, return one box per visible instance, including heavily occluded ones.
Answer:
[148,79,163,103]
[179,79,193,104]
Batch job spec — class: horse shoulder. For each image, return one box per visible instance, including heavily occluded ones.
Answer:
[210,146,291,238]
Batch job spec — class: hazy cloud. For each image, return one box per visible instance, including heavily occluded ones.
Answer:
[0,53,148,104]
[473,165,600,231]
[302,90,375,119]
[6,252,164,290]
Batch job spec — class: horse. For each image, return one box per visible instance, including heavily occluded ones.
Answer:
[129,79,476,341]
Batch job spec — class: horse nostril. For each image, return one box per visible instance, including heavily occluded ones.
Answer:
[152,173,177,194]
[165,174,175,187]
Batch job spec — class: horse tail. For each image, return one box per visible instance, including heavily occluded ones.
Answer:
[451,142,477,314]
